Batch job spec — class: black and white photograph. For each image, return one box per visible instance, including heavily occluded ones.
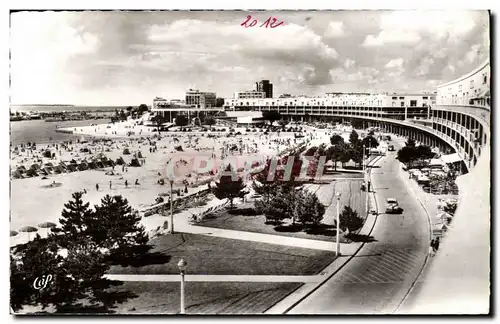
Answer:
[8,8,491,315]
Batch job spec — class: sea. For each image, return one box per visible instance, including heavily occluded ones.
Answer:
[9,105,122,146]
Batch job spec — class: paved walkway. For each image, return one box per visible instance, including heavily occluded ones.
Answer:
[180,220,361,253]
[105,274,324,283]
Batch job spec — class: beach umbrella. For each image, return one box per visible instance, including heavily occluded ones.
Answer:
[19,226,38,241]
[38,221,57,236]
[10,230,18,237]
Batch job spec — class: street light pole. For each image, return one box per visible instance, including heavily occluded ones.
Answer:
[177,258,187,314]
[336,192,341,256]
[170,179,174,234]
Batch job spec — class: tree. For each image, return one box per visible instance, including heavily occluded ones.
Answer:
[215,97,225,107]
[396,146,416,167]
[262,111,282,125]
[304,146,318,156]
[204,116,216,127]
[10,235,131,313]
[137,104,149,115]
[415,145,435,160]
[406,138,416,148]
[92,195,148,253]
[349,130,361,147]
[329,135,346,171]
[151,114,164,135]
[297,191,325,227]
[255,187,290,225]
[339,148,352,168]
[361,136,379,153]
[350,118,364,129]
[339,205,364,233]
[52,192,95,243]
[212,165,247,209]
[119,110,127,121]
[175,115,189,127]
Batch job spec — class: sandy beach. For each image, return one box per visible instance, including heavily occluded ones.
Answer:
[10,116,339,246]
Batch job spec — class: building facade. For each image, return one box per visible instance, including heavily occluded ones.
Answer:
[185,89,217,108]
[437,60,490,107]
[431,60,490,168]
[223,93,432,121]
[234,91,266,99]
[256,80,273,98]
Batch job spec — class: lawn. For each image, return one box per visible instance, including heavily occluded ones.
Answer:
[108,232,336,276]
[195,208,349,243]
[195,180,367,244]
[108,281,301,314]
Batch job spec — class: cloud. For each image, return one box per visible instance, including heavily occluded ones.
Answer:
[363,30,420,46]
[324,21,346,38]
[385,58,404,69]
[9,11,490,105]
[362,10,479,47]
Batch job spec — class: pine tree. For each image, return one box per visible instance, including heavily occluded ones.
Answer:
[92,195,148,251]
[339,205,364,232]
[297,191,325,227]
[213,165,247,209]
[10,235,129,313]
[52,191,95,243]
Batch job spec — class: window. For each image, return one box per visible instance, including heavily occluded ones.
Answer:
[401,102,405,107]
[392,96,397,100]
[399,96,405,99]
[410,100,417,107]
[423,96,428,99]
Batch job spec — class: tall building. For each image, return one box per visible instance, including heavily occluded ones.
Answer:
[185,89,217,108]
[255,80,273,98]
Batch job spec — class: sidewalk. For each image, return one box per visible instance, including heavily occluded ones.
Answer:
[104,274,324,283]
[182,223,361,253]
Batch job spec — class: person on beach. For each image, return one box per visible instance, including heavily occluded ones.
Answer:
[135,179,139,186]
[125,180,128,188]
[109,181,112,189]
[96,183,99,191]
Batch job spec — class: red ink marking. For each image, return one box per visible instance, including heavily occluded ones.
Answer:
[241,15,284,28]
[240,15,258,28]
[260,17,284,28]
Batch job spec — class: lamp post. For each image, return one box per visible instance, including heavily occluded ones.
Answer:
[169,179,174,233]
[178,258,188,314]
[336,192,341,256]
[362,144,366,179]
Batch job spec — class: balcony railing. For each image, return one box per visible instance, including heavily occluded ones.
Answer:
[435,105,490,129]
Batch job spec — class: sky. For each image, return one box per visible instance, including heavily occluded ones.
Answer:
[10,10,490,106]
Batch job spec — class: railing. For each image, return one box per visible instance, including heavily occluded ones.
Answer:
[434,105,490,129]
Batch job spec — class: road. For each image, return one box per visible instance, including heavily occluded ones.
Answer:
[287,142,430,314]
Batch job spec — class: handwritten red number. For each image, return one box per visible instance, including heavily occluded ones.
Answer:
[260,17,284,28]
[241,15,284,28]
[241,15,258,28]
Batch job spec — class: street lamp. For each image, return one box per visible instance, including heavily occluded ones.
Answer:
[169,178,174,233]
[177,258,188,314]
[336,192,341,256]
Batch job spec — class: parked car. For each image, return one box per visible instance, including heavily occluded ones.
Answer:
[388,145,395,151]
[385,198,403,214]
